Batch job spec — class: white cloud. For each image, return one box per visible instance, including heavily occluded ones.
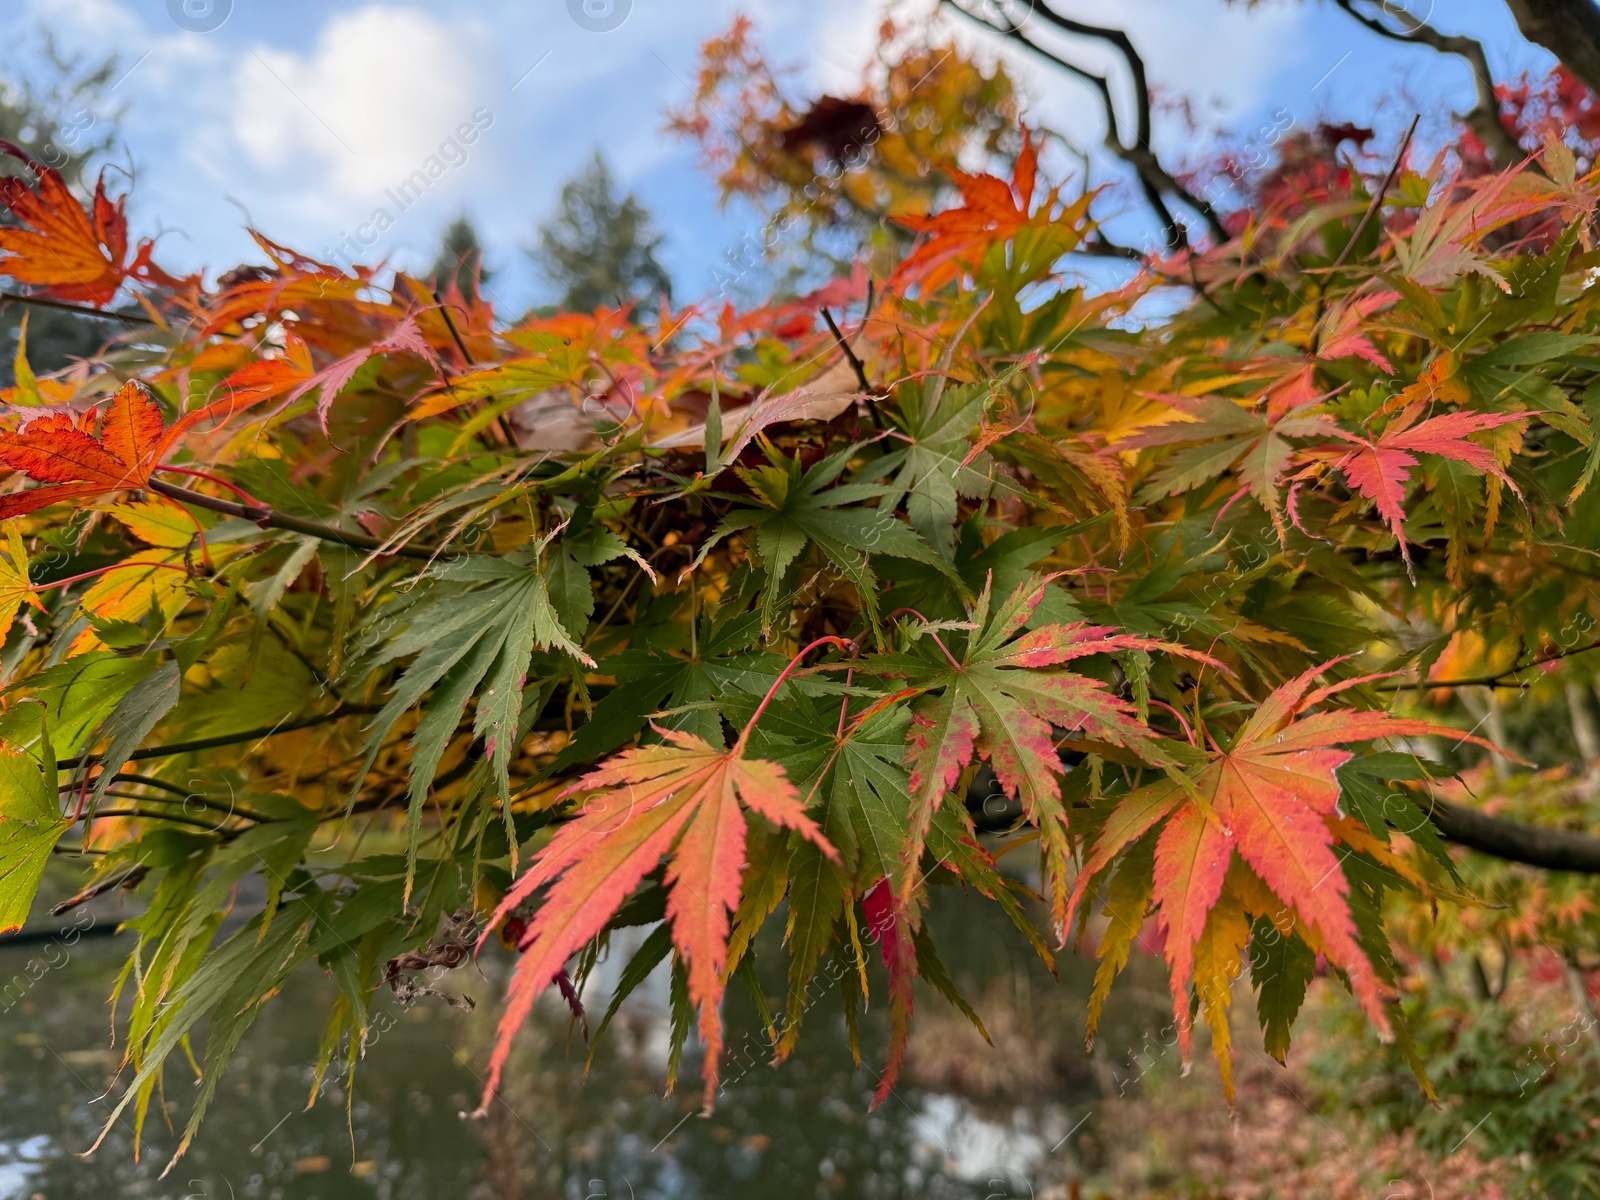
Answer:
[232,5,486,204]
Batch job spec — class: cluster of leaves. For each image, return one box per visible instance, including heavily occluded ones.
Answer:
[5,37,1600,1174]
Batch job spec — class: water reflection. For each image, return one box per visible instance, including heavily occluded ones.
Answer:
[0,875,1175,1199]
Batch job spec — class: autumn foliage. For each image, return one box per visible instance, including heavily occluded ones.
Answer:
[3,23,1600,1178]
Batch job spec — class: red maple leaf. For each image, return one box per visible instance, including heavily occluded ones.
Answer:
[0,142,184,306]
[1293,405,1527,569]
[477,728,836,1116]
[0,378,274,517]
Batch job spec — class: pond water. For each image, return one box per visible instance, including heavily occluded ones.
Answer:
[0,871,1178,1200]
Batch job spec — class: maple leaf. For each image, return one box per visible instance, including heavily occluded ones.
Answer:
[890,128,1092,291]
[0,380,168,517]
[1293,405,1527,571]
[876,378,994,555]
[0,521,43,649]
[1315,292,1398,373]
[0,705,68,932]
[859,573,1207,931]
[696,442,957,633]
[0,142,183,306]
[287,314,443,434]
[0,378,280,519]
[1065,661,1499,1079]
[477,728,836,1115]
[1124,394,1337,535]
[862,875,917,1106]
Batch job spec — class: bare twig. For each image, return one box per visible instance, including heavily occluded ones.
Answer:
[1328,113,1420,272]
[1331,0,1529,170]
[0,290,154,326]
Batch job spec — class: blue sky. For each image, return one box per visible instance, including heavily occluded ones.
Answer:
[0,0,1556,315]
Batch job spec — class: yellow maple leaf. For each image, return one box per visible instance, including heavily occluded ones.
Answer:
[0,521,44,646]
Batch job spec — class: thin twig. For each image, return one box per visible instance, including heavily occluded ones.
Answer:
[1378,638,1600,691]
[0,290,155,326]
[57,705,375,769]
[820,307,873,393]
[1328,113,1420,273]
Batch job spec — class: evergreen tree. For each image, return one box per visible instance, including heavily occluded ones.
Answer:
[529,153,671,313]
[426,215,490,297]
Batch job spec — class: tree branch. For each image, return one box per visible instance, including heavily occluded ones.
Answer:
[1332,0,1529,169]
[1025,0,1229,244]
[56,704,376,769]
[148,478,443,562]
[0,291,154,326]
[939,0,1227,247]
[1429,796,1600,873]
[1504,0,1600,99]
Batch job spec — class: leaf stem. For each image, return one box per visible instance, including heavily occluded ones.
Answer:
[34,561,191,591]
[738,635,855,750]
[152,465,266,508]
[886,607,964,670]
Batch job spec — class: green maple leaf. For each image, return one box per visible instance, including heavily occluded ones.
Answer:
[856,572,1198,929]
[740,687,1046,1056]
[353,540,590,893]
[549,606,780,771]
[875,379,994,555]
[1125,394,1336,533]
[0,705,68,932]
[698,442,958,633]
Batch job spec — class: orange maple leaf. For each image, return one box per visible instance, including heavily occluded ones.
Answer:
[0,142,182,307]
[890,127,1086,291]
[478,727,836,1115]
[1066,661,1498,1074]
[0,378,267,517]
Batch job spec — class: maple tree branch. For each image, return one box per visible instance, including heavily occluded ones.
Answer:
[0,290,155,326]
[147,478,442,562]
[939,0,1227,248]
[1503,0,1600,99]
[1331,0,1529,170]
[1429,797,1600,874]
[1377,638,1600,690]
[56,704,377,769]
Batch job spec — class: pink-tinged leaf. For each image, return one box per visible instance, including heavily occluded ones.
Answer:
[289,315,445,434]
[1317,292,1398,373]
[1152,805,1233,1062]
[475,729,834,1117]
[864,876,916,1108]
[1299,407,1528,571]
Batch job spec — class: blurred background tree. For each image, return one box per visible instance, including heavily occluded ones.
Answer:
[527,152,672,314]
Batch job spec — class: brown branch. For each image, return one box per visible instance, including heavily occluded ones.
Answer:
[0,290,155,326]
[148,477,443,562]
[1377,638,1600,691]
[939,0,1227,247]
[1025,1,1228,244]
[1504,0,1600,99]
[1332,0,1529,170]
[1430,796,1600,873]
